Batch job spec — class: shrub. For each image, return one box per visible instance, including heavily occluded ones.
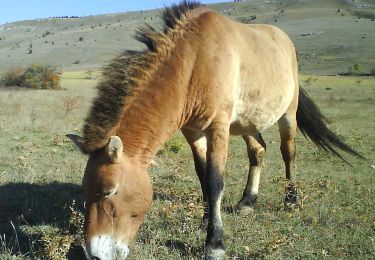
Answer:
[23,65,61,89]
[42,31,52,37]
[0,65,61,90]
[1,69,25,87]
[345,63,364,75]
[158,137,185,155]
[27,43,33,54]
[353,63,361,73]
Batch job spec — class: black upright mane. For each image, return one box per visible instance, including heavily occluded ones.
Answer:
[81,1,202,153]
[135,1,201,52]
[163,1,202,30]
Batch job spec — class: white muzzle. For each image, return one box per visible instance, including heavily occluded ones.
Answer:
[86,235,129,260]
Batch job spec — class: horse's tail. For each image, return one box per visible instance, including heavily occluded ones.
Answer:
[296,86,365,164]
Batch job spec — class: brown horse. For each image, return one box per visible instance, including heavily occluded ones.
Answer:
[67,1,363,259]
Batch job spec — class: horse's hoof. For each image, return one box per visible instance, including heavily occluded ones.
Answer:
[205,248,225,260]
[284,195,299,211]
[205,240,225,260]
[285,185,298,202]
[284,201,299,211]
[284,184,299,211]
[235,204,255,216]
[235,196,257,216]
[284,195,298,205]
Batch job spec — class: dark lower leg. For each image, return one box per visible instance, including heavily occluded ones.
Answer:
[204,124,229,258]
[192,151,209,225]
[279,115,298,205]
[182,129,209,225]
[236,134,266,213]
[205,163,225,257]
[280,136,298,205]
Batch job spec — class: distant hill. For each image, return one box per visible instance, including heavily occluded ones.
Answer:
[0,0,374,75]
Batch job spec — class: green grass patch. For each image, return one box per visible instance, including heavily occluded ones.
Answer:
[0,74,374,259]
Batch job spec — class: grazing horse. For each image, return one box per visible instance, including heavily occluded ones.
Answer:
[67,1,363,259]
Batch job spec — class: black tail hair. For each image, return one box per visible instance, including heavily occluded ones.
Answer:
[296,87,365,164]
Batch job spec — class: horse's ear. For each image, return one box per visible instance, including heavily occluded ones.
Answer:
[105,136,124,163]
[66,134,86,153]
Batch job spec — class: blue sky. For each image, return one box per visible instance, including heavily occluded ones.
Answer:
[0,0,229,25]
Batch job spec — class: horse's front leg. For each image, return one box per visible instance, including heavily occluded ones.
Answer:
[204,122,229,259]
[182,128,209,227]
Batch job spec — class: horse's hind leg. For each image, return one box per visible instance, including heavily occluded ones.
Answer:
[182,128,209,225]
[278,113,298,206]
[235,134,266,215]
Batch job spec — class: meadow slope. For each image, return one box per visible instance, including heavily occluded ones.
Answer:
[0,0,375,74]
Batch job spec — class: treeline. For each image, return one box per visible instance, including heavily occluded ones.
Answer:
[49,16,80,19]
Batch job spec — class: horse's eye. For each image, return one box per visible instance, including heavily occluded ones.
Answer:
[102,186,118,198]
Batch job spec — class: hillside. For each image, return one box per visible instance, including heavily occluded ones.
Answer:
[0,0,374,75]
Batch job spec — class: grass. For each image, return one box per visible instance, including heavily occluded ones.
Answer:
[0,72,374,259]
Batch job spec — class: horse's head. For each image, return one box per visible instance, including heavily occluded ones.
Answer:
[68,135,153,259]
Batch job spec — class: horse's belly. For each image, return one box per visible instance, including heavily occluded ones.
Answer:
[229,108,281,135]
[229,86,293,135]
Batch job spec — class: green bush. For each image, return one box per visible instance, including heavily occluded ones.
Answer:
[353,63,361,73]
[158,137,185,155]
[0,65,61,90]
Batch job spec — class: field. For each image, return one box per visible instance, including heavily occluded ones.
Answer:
[0,72,374,259]
[1,0,375,259]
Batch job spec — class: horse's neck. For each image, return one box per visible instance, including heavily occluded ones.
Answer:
[116,48,194,168]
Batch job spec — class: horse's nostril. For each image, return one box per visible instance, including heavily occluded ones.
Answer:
[91,257,101,260]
